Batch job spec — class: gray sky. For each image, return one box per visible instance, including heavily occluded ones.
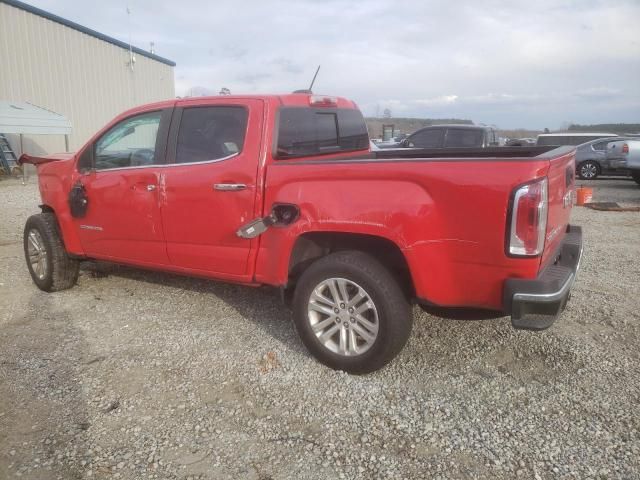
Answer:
[31,0,640,129]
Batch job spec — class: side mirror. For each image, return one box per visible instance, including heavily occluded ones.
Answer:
[77,146,94,173]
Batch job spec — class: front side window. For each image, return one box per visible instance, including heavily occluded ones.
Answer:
[94,112,162,170]
[445,128,484,148]
[276,108,369,159]
[175,106,248,164]
[407,128,445,148]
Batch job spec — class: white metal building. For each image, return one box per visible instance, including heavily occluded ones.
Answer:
[0,0,175,156]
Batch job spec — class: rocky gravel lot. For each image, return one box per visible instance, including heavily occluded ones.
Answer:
[1,176,639,480]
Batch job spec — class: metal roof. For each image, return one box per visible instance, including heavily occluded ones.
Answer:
[1,0,176,67]
[0,101,72,135]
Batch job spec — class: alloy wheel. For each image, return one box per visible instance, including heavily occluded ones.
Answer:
[580,163,598,179]
[307,278,379,356]
[27,229,48,280]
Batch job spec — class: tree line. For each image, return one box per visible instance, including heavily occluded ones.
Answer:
[568,123,640,134]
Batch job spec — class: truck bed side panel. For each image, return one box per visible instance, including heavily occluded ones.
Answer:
[256,157,551,310]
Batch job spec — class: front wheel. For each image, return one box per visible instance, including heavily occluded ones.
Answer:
[577,160,600,180]
[292,251,412,374]
[631,171,640,186]
[24,213,79,292]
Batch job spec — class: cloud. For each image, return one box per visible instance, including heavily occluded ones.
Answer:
[415,96,459,107]
[573,87,622,99]
[26,0,640,128]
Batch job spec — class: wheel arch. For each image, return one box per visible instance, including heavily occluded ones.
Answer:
[36,204,85,256]
[286,231,415,300]
[577,159,601,178]
[39,203,55,214]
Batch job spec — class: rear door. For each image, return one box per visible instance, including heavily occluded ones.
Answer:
[590,140,609,167]
[159,98,264,279]
[444,128,484,148]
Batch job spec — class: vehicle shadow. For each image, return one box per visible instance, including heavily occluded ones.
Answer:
[79,261,509,359]
[80,261,304,353]
[419,305,504,321]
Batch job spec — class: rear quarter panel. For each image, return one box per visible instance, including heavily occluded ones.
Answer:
[540,149,576,269]
[622,141,640,169]
[255,157,551,309]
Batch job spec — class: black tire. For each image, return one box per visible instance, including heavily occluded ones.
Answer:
[23,213,79,292]
[577,160,600,180]
[631,171,640,186]
[292,251,412,374]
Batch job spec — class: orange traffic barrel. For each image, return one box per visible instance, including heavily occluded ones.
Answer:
[576,186,593,206]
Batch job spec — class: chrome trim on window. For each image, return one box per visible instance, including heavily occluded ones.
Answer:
[91,153,240,173]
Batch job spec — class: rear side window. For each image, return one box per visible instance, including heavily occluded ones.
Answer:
[444,129,484,147]
[276,108,369,159]
[175,106,248,164]
[539,135,564,146]
[407,128,444,148]
[592,141,609,151]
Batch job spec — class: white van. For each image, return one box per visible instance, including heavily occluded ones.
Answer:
[536,132,618,147]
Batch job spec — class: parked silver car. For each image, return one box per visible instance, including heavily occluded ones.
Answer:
[574,137,630,180]
[607,140,640,185]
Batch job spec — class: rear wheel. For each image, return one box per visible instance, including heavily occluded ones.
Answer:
[577,160,600,180]
[292,251,412,374]
[24,213,79,292]
[631,171,640,186]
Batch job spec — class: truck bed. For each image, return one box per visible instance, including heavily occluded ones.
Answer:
[262,145,576,310]
[373,145,567,160]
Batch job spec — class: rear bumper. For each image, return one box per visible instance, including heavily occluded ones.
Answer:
[503,225,583,330]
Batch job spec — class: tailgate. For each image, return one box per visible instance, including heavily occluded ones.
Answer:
[541,148,576,268]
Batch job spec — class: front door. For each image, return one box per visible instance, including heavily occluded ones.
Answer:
[159,99,264,279]
[75,109,172,265]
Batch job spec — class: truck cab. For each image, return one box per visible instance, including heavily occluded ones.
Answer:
[401,124,498,148]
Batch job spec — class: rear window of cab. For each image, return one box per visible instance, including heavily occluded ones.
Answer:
[275,107,369,159]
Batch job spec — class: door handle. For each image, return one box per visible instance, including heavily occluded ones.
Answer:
[146,184,156,192]
[214,183,246,191]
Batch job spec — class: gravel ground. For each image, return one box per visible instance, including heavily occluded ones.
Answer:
[1,176,639,480]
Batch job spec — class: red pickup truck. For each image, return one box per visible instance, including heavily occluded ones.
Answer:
[20,93,582,373]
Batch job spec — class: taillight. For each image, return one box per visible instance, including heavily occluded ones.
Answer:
[309,95,338,107]
[508,178,548,256]
[622,143,629,154]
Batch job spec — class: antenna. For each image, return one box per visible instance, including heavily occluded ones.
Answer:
[292,65,322,94]
[309,65,321,92]
[126,6,134,71]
